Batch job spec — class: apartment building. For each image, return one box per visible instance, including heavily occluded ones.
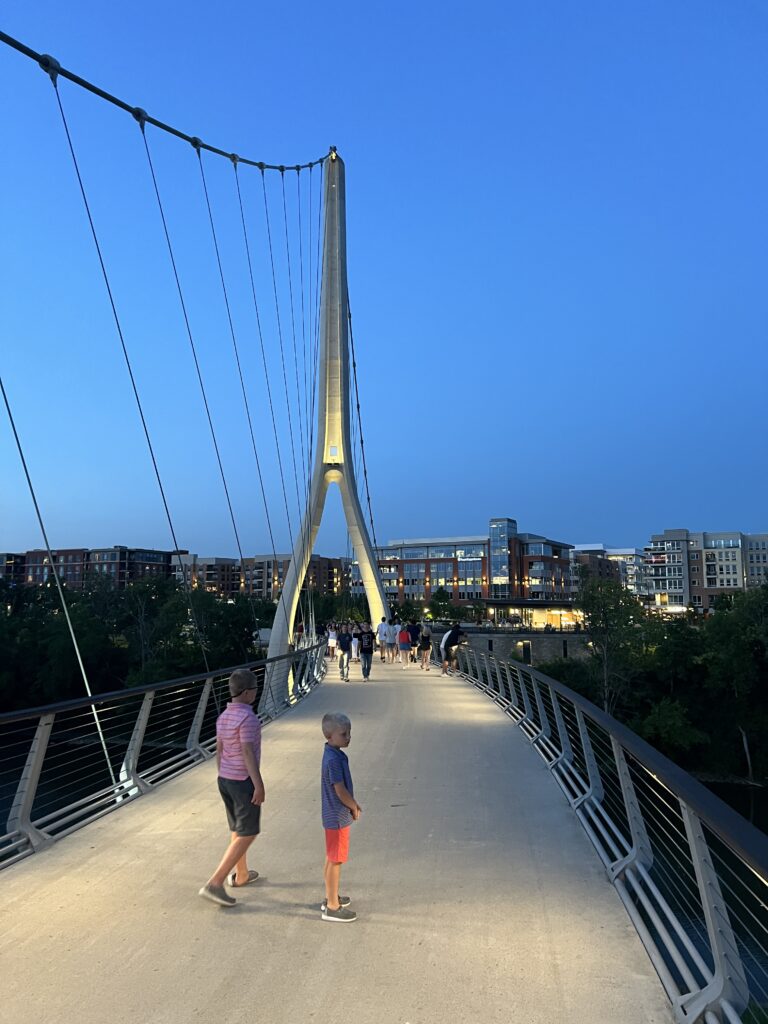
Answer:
[0,552,27,587]
[350,516,575,624]
[240,554,349,601]
[175,555,241,598]
[571,545,652,599]
[644,529,766,612]
[18,547,176,589]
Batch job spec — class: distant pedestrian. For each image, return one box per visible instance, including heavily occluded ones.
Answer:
[407,620,420,662]
[376,617,388,661]
[337,624,352,681]
[327,624,337,661]
[358,622,375,679]
[398,623,412,669]
[418,623,432,670]
[321,712,361,922]
[199,669,265,907]
[351,623,361,663]
[385,619,398,663]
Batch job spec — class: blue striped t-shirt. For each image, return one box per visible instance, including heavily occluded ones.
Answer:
[321,743,353,829]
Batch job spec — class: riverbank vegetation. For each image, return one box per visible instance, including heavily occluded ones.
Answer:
[538,577,768,785]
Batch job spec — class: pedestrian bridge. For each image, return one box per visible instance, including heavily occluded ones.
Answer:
[8,645,764,1024]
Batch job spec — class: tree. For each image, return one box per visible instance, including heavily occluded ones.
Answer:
[699,586,768,780]
[428,587,453,622]
[397,598,420,623]
[465,600,487,624]
[576,573,645,715]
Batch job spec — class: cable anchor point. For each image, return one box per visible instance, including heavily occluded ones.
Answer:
[329,146,338,161]
[132,107,148,133]
[38,54,61,86]
[190,137,202,157]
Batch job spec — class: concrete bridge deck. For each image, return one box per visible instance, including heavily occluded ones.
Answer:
[1,660,672,1024]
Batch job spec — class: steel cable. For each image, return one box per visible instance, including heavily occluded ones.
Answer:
[40,70,211,677]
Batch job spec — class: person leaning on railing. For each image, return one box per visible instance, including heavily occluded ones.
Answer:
[198,669,266,908]
[440,623,463,675]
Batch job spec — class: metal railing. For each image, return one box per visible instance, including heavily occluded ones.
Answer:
[438,642,768,1024]
[0,642,326,870]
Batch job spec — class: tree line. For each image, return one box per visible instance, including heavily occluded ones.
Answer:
[538,576,768,784]
[0,578,278,711]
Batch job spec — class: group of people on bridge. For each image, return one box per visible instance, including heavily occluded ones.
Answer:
[315,618,465,679]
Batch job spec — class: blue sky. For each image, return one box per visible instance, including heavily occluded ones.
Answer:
[2,1,767,561]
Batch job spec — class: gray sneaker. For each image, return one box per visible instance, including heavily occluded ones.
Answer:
[199,883,236,907]
[322,905,357,922]
[321,895,351,911]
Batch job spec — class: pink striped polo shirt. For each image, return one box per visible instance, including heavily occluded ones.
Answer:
[217,702,262,780]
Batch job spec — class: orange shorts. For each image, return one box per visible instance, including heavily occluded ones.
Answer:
[325,826,351,863]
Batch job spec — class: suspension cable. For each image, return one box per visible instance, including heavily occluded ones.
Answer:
[296,168,315,630]
[347,301,380,557]
[231,164,300,620]
[260,170,304,529]
[43,64,211,673]
[0,375,117,785]
[296,170,310,480]
[280,170,314,632]
[0,32,326,174]
[135,117,258,632]
[280,171,307,475]
[209,159,295,642]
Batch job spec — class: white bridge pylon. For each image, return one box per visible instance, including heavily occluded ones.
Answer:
[267,150,388,662]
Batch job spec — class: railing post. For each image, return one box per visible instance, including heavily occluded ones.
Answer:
[301,651,313,692]
[7,712,55,848]
[489,656,508,703]
[574,706,604,807]
[455,645,469,676]
[517,667,535,729]
[503,660,523,714]
[186,678,213,758]
[531,675,551,740]
[470,647,482,682]
[119,692,154,794]
[550,689,574,765]
[483,655,501,696]
[607,739,653,881]
[674,803,750,1023]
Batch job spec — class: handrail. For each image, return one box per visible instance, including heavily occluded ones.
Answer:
[526,667,768,883]
[445,640,767,1024]
[0,641,326,870]
[0,642,324,724]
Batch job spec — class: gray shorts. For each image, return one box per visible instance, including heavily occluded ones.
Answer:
[218,776,261,836]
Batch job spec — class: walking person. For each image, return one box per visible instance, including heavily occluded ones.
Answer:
[327,623,338,661]
[376,616,388,661]
[418,622,432,670]
[320,712,361,922]
[398,622,412,669]
[358,621,375,679]
[407,620,420,663]
[199,669,265,907]
[385,618,398,663]
[351,623,361,663]
[337,624,352,681]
